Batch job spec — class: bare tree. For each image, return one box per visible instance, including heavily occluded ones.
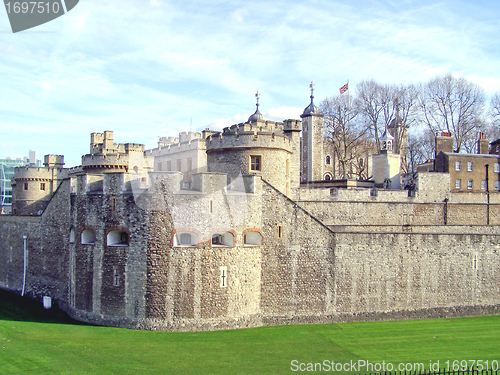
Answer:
[320,94,372,179]
[486,93,500,142]
[419,74,486,153]
[354,80,385,148]
[489,92,500,126]
[407,130,435,172]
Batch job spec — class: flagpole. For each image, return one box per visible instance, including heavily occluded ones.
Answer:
[347,79,350,127]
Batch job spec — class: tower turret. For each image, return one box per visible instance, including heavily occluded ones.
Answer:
[300,82,324,182]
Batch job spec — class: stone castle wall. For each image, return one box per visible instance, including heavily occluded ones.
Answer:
[1,171,500,331]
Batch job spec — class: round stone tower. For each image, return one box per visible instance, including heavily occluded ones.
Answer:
[206,93,297,196]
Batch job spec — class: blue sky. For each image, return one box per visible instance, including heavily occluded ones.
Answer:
[1,0,500,167]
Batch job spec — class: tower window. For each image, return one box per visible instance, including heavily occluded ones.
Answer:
[107,230,129,246]
[81,228,96,245]
[23,183,28,191]
[173,231,199,247]
[243,230,262,246]
[211,231,234,247]
[326,155,331,165]
[250,155,262,172]
[40,183,45,191]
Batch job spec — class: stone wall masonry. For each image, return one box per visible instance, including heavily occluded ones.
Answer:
[260,180,336,318]
[333,232,500,315]
[0,179,71,303]
[207,147,290,195]
[144,174,264,329]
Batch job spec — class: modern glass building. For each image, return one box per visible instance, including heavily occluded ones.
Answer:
[0,159,27,214]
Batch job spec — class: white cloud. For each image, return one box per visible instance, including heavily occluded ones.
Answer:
[2,0,500,164]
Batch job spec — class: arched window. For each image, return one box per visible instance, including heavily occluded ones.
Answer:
[325,174,331,181]
[324,172,333,181]
[326,155,331,165]
[173,231,199,247]
[107,230,129,247]
[69,227,75,244]
[211,231,234,247]
[81,228,96,245]
[243,230,262,246]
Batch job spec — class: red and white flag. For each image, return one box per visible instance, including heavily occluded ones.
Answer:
[339,83,349,94]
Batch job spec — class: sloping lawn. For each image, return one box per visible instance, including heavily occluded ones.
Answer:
[1,290,499,374]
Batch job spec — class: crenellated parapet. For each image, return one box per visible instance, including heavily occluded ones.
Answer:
[13,166,67,181]
[146,132,206,158]
[206,121,294,154]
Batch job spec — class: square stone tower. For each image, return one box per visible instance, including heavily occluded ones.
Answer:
[300,86,325,183]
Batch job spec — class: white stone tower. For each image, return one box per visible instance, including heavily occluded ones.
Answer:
[372,127,401,189]
[300,82,324,182]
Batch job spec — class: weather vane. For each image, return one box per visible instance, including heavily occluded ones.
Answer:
[255,91,260,106]
[309,81,315,97]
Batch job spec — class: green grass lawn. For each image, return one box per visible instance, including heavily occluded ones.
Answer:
[1,289,500,374]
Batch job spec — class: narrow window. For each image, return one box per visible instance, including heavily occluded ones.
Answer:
[209,200,213,213]
[166,161,171,171]
[494,163,499,173]
[23,183,28,191]
[177,159,182,172]
[277,225,283,239]
[467,180,473,190]
[326,155,331,165]
[158,162,162,171]
[40,183,45,191]
[473,254,478,270]
[250,155,262,172]
[219,266,228,288]
[455,161,461,171]
[467,162,473,172]
[111,197,117,212]
[481,180,486,190]
[455,179,461,190]
[113,266,120,287]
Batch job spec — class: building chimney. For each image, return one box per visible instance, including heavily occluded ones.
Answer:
[477,132,489,154]
[435,132,453,157]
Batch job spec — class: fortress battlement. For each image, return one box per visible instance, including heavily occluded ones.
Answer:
[147,135,206,157]
[206,130,293,153]
[13,166,68,180]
